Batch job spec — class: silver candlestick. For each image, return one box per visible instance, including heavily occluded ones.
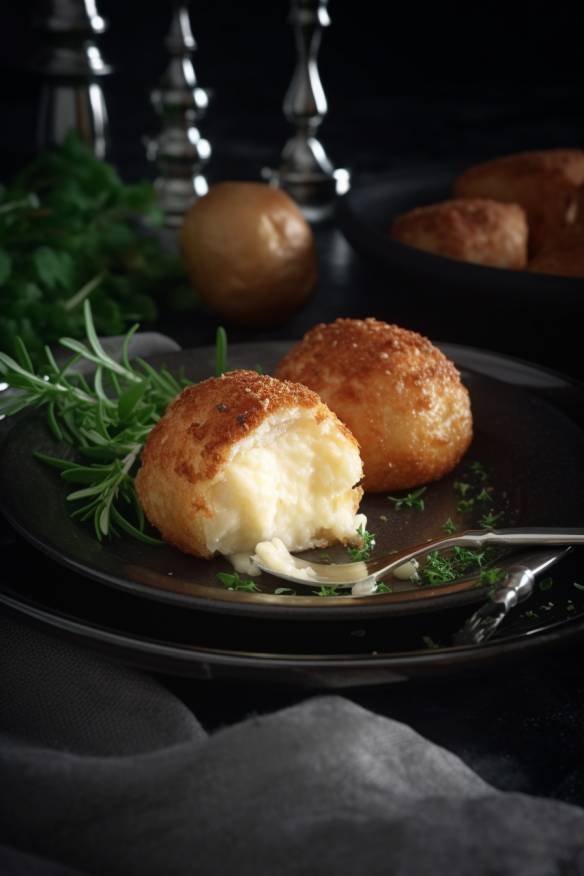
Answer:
[147,3,211,228]
[34,0,111,158]
[264,0,349,218]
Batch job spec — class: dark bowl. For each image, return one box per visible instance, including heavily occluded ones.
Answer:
[337,170,584,305]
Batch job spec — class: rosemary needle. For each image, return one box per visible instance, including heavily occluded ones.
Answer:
[0,300,189,542]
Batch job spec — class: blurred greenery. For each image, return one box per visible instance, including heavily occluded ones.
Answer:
[0,132,196,362]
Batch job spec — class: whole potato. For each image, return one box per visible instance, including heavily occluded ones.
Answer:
[180,182,317,327]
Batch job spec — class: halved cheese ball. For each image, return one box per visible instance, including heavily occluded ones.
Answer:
[276,318,473,493]
[135,370,364,559]
[390,198,528,269]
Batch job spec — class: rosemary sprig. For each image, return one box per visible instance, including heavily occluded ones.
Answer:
[0,300,190,542]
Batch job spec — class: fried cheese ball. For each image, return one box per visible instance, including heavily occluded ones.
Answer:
[276,319,473,493]
[527,226,584,277]
[135,370,364,560]
[390,198,528,269]
[454,149,584,255]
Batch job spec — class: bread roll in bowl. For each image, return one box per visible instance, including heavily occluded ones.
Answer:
[276,319,473,493]
[454,149,584,255]
[135,370,364,559]
[390,198,528,269]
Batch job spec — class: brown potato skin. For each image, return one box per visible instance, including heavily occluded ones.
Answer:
[528,225,584,277]
[454,149,584,255]
[135,370,361,558]
[276,318,473,493]
[390,198,527,269]
[180,182,317,328]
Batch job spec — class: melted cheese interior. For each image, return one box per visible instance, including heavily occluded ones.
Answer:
[202,411,362,557]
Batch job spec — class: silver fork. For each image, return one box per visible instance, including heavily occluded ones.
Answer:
[454,546,571,646]
[253,528,584,587]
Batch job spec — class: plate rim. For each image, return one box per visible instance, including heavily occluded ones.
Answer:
[1,339,584,620]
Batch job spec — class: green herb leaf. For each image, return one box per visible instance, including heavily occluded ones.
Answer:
[317,585,340,597]
[480,567,506,586]
[216,572,260,592]
[215,326,228,376]
[376,581,393,593]
[1,303,189,544]
[479,509,504,529]
[346,524,376,561]
[388,486,427,511]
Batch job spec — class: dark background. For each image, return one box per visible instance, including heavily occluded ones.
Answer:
[2,1,584,179]
[1,1,584,371]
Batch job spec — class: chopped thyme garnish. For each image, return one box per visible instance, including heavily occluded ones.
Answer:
[346,524,376,561]
[468,461,489,481]
[319,553,332,564]
[476,487,494,503]
[456,498,475,514]
[479,567,506,586]
[216,572,260,592]
[442,517,457,534]
[317,585,340,597]
[479,509,504,529]
[452,546,486,568]
[422,550,456,586]
[376,581,393,593]
[422,635,440,650]
[421,545,500,587]
[454,481,472,497]
[388,486,427,511]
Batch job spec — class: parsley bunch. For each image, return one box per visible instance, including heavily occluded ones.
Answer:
[0,133,192,363]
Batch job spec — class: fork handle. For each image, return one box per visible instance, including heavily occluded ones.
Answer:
[462,527,584,547]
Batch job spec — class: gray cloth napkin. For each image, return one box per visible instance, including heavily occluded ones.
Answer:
[2,614,584,876]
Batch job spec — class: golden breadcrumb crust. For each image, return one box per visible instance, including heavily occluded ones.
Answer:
[390,198,528,269]
[454,149,584,255]
[276,318,473,492]
[135,370,360,558]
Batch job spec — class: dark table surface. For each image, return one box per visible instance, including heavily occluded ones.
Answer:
[3,0,584,822]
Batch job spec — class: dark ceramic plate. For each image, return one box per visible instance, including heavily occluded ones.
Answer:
[2,522,584,687]
[336,171,584,300]
[1,342,584,623]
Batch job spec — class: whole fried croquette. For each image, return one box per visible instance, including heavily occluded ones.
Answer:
[276,319,473,493]
[454,149,584,255]
[390,198,528,269]
[135,370,364,559]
